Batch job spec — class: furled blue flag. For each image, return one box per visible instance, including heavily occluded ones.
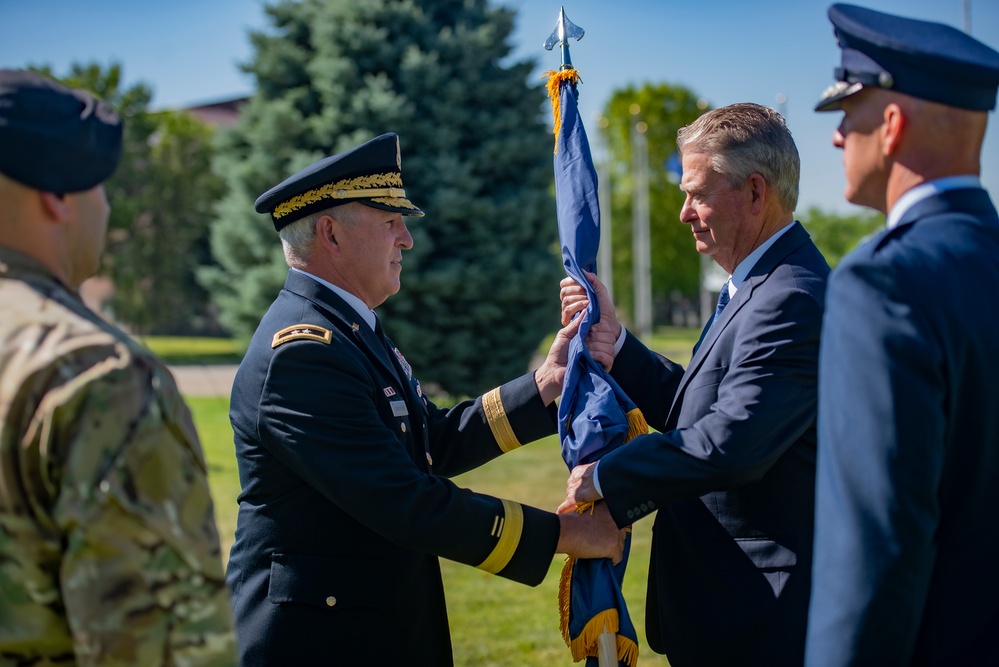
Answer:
[546,66,646,667]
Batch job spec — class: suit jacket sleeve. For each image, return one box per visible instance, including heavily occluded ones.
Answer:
[599,283,822,526]
[251,339,559,586]
[610,331,685,430]
[806,253,942,666]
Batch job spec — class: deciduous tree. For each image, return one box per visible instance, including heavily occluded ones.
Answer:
[800,206,884,267]
[598,83,707,324]
[43,62,224,334]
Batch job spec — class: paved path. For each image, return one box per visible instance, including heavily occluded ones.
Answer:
[169,365,238,398]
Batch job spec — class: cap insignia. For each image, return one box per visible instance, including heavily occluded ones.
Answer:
[273,172,412,220]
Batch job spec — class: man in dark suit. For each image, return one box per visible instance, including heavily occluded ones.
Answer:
[225,133,623,666]
[559,103,830,666]
[806,6,999,665]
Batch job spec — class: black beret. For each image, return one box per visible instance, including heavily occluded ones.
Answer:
[816,4,999,112]
[0,69,123,193]
[255,132,425,232]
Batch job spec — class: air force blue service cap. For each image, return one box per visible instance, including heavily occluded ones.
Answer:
[816,3,999,112]
[255,132,425,232]
[0,69,123,193]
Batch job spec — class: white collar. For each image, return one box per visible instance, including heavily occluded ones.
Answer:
[291,267,377,331]
[727,220,796,295]
[887,175,982,229]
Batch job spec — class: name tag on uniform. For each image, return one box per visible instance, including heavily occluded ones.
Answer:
[390,400,409,417]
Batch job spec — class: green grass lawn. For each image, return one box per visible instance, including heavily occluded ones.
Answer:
[186,326,697,666]
[187,395,242,561]
[134,335,245,365]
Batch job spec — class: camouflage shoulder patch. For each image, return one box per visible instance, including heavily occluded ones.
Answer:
[271,324,333,348]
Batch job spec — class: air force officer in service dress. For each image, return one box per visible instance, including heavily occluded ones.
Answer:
[225,133,623,665]
[807,5,999,665]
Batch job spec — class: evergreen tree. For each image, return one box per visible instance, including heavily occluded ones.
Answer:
[42,62,224,334]
[599,82,707,326]
[203,0,561,396]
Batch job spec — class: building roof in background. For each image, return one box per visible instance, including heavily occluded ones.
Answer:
[183,95,247,126]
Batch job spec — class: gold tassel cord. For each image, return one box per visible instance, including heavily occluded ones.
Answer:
[626,408,649,442]
[544,68,583,155]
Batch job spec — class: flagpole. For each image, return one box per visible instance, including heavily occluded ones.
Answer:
[597,156,614,302]
[598,627,618,664]
[545,8,620,667]
[630,107,652,341]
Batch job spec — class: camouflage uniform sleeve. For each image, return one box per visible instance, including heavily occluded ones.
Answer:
[41,346,236,666]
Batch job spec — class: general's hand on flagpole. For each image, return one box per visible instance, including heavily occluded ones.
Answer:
[534,315,584,405]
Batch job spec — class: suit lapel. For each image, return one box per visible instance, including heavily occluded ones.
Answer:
[665,222,813,426]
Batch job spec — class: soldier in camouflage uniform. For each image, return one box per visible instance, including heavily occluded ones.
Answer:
[0,70,236,666]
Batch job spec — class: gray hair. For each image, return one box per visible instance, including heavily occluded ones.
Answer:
[277,203,364,267]
[676,103,800,213]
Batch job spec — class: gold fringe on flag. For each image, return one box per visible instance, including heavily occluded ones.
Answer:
[544,69,584,155]
[559,554,640,667]
[558,408,647,666]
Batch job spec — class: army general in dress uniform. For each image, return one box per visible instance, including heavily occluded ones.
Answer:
[225,133,623,665]
[0,71,237,665]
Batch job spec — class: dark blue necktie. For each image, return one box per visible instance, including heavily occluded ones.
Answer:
[692,280,731,354]
[713,280,731,322]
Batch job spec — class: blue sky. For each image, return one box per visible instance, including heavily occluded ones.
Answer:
[2,0,997,215]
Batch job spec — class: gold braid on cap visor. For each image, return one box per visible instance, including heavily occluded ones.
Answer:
[272,172,419,219]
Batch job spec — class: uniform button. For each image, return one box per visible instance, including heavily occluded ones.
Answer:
[648,501,657,510]
[626,509,635,519]
[326,596,337,607]
[426,452,433,466]
[400,423,407,432]
[640,503,648,512]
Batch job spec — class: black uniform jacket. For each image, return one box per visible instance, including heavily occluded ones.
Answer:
[226,270,560,666]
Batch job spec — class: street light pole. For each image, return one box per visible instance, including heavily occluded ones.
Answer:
[597,159,614,301]
[630,104,652,341]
